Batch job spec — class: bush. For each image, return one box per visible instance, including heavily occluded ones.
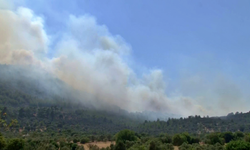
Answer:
[159,143,174,150]
[125,140,136,149]
[59,139,67,148]
[72,143,78,150]
[234,131,244,140]
[206,133,225,145]
[222,132,235,143]
[179,143,191,150]
[160,134,172,144]
[80,137,89,144]
[172,134,187,146]
[5,138,25,150]
[36,144,57,150]
[116,129,137,143]
[128,143,146,150]
[61,146,71,150]
[115,141,126,150]
[191,143,203,150]
[149,141,158,150]
[244,134,250,142]
[226,140,250,150]
[0,135,6,149]
[73,138,79,143]
[88,144,100,150]
[76,145,85,150]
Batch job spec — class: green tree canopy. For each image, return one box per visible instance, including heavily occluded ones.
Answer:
[116,129,137,143]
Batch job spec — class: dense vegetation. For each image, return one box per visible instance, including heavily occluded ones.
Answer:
[1,129,250,150]
[136,112,250,135]
[1,65,250,149]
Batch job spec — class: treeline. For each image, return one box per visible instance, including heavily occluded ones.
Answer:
[137,112,250,135]
[114,130,250,150]
[1,130,250,150]
[0,105,141,135]
[4,104,250,136]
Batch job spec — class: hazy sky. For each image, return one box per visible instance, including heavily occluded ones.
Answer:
[1,0,250,116]
[20,0,250,82]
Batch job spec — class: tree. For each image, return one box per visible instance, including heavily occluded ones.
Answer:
[76,146,85,150]
[206,133,224,145]
[234,131,244,140]
[80,137,89,144]
[61,146,71,150]
[222,132,235,143]
[160,134,172,144]
[159,143,174,150]
[149,141,158,150]
[116,129,137,143]
[18,108,25,118]
[179,143,191,150]
[72,143,78,150]
[5,139,24,150]
[226,140,250,150]
[115,141,126,150]
[0,134,6,150]
[73,138,79,143]
[172,134,187,146]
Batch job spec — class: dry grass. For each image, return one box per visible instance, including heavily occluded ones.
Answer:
[79,141,179,150]
[79,141,115,150]
[174,146,179,150]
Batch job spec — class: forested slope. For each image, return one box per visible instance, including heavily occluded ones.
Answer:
[1,65,250,137]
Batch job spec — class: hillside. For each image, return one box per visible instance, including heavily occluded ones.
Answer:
[0,65,146,135]
[1,65,250,137]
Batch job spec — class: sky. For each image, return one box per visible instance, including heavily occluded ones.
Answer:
[1,0,250,116]
[22,0,250,81]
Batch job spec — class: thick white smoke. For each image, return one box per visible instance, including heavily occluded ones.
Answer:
[0,5,247,117]
[0,7,47,66]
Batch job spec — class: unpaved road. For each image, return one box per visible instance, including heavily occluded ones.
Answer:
[79,141,115,150]
[80,142,179,150]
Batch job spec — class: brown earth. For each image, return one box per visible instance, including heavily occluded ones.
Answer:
[79,142,180,150]
[79,141,115,150]
[174,146,179,150]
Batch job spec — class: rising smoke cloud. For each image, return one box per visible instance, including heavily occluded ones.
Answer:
[0,4,247,117]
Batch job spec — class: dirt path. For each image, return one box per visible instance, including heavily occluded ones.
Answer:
[79,141,115,150]
[174,146,179,150]
[79,141,178,150]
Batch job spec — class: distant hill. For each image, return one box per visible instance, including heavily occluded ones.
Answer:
[0,65,144,134]
[1,64,250,135]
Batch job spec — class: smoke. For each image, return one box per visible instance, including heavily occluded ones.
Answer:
[0,5,248,117]
[0,6,48,67]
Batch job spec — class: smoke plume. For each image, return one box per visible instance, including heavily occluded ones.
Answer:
[0,5,248,117]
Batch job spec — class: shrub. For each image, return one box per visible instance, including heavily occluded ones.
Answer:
[36,144,57,150]
[116,129,137,143]
[222,132,235,143]
[226,140,250,150]
[73,138,79,143]
[179,143,191,150]
[5,138,25,150]
[160,134,172,144]
[0,135,6,149]
[76,145,85,150]
[61,146,71,150]
[234,131,244,140]
[244,134,250,142]
[72,143,78,150]
[206,133,225,145]
[80,137,89,144]
[159,143,174,150]
[115,141,126,150]
[172,134,187,146]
